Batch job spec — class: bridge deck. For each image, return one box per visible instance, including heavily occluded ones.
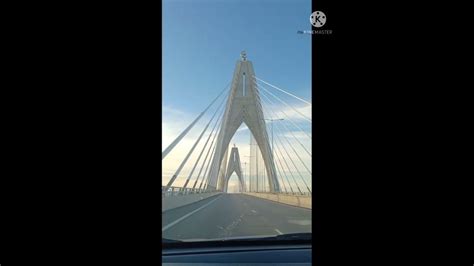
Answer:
[162,193,311,240]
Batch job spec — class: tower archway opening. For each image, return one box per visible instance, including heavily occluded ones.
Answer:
[226,173,242,193]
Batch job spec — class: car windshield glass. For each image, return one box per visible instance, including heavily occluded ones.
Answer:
[162,0,312,243]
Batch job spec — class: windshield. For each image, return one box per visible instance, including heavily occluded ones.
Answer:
[162,0,312,243]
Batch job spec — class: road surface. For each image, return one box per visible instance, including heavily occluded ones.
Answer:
[162,193,311,240]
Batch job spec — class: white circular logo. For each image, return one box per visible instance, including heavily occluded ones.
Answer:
[310,11,326,28]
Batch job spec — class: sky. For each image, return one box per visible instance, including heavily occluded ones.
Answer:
[163,0,312,192]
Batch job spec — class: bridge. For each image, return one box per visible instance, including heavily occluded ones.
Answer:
[162,52,312,240]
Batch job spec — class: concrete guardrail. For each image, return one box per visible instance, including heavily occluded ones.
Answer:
[162,192,222,212]
[243,192,311,209]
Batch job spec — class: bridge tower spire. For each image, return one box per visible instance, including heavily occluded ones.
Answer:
[207,52,281,192]
[223,146,246,193]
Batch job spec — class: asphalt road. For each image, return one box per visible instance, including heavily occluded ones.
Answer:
[162,193,311,240]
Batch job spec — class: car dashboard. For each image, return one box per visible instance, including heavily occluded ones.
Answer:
[162,243,311,265]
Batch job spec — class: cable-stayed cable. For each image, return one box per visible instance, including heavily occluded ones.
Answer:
[201,137,219,190]
[273,138,300,194]
[162,83,230,160]
[274,121,312,174]
[182,93,227,189]
[259,92,312,157]
[261,95,312,174]
[255,80,311,123]
[199,141,217,190]
[256,83,312,139]
[164,90,229,190]
[254,76,312,106]
[273,125,312,193]
[272,147,289,193]
[192,110,224,190]
[274,139,305,194]
[274,128,294,193]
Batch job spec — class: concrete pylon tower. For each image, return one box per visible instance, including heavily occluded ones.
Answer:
[207,51,280,192]
[223,146,246,193]
[217,148,228,190]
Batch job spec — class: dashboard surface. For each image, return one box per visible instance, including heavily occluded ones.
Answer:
[162,244,311,265]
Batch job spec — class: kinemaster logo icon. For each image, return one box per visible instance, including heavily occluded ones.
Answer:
[310,11,326,28]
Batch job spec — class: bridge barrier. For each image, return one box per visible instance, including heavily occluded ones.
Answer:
[243,192,311,209]
[162,192,222,212]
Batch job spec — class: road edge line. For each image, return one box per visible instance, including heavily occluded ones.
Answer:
[162,194,223,232]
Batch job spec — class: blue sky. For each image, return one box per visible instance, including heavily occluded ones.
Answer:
[163,0,311,114]
[163,0,312,192]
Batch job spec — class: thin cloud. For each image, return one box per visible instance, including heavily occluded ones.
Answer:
[162,105,312,189]
[236,124,249,132]
[282,130,312,140]
[262,103,311,122]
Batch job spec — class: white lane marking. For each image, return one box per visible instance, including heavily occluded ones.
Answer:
[275,229,283,235]
[251,210,257,213]
[162,195,222,232]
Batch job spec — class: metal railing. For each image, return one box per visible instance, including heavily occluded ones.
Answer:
[247,191,312,197]
[161,186,310,197]
[161,186,218,197]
